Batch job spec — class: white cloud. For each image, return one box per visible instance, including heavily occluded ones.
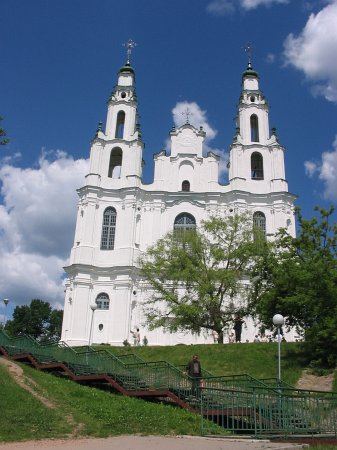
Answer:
[304,134,337,200]
[206,0,235,15]
[0,150,89,308]
[283,1,337,103]
[206,0,288,15]
[304,160,318,177]
[302,1,314,11]
[266,53,276,63]
[241,0,288,9]
[0,152,22,165]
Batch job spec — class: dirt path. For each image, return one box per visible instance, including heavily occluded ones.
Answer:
[295,369,335,391]
[0,436,307,450]
[0,358,83,436]
[0,357,55,408]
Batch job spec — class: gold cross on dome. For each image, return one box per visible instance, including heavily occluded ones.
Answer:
[244,43,253,66]
[123,39,137,64]
[182,107,193,124]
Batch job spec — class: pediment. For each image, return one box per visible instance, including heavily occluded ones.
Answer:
[175,126,199,151]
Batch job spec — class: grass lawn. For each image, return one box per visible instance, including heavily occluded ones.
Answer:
[104,342,306,386]
[299,445,337,449]
[311,444,337,450]
[0,362,225,443]
[0,365,71,441]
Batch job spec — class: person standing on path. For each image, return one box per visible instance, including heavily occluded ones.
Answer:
[186,354,202,397]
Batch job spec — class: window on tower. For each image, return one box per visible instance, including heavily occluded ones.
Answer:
[250,114,259,142]
[251,152,264,180]
[115,111,125,139]
[108,148,123,178]
[181,180,190,192]
[253,211,266,241]
[96,293,110,310]
[101,207,117,250]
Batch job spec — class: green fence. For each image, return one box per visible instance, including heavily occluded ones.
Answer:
[201,385,337,436]
[1,330,337,437]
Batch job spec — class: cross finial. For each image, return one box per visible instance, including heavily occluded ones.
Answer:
[244,43,253,68]
[123,39,137,64]
[182,107,193,124]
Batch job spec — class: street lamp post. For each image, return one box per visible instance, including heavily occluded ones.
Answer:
[272,313,284,386]
[3,299,9,328]
[88,303,97,347]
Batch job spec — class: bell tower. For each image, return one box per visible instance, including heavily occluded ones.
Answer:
[228,46,288,194]
[87,39,143,188]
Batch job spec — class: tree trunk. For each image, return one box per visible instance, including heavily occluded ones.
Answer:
[218,330,224,344]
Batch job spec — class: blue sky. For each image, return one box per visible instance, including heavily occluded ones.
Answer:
[1,0,337,318]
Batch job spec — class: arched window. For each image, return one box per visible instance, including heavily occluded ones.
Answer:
[253,211,266,239]
[182,180,190,192]
[101,207,117,250]
[251,152,264,180]
[250,114,259,142]
[96,293,110,310]
[174,213,196,232]
[108,148,123,178]
[115,111,125,139]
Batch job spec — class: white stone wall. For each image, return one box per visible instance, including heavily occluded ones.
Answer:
[61,64,297,347]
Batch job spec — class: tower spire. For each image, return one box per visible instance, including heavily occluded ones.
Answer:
[242,42,259,80]
[244,43,253,69]
[123,39,137,65]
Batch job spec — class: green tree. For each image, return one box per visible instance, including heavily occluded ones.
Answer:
[0,116,9,146]
[251,206,337,368]
[6,299,63,341]
[48,309,64,340]
[139,214,267,343]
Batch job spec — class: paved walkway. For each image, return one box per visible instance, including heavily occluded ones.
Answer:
[0,436,308,450]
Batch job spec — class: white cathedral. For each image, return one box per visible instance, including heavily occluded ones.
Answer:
[61,47,296,347]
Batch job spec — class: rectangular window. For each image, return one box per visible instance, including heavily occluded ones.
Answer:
[101,208,117,250]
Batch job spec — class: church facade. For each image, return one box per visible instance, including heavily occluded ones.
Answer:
[61,53,296,346]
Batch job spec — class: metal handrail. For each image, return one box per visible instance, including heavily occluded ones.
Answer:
[1,330,336,437]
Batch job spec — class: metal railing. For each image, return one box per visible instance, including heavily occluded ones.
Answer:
[200,385,337,436]
[259,378,295,389]
[1,330,336,437]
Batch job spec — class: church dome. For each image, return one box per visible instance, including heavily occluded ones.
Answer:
[242,65,259,79]
[119,63,135,74]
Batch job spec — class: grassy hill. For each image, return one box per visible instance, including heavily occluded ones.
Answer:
[1,342,336,443]
[0,363,213,442]
[107,341,306,386]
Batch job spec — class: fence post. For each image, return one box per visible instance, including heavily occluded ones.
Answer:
[200,389,204,436]
[253,388,257,436]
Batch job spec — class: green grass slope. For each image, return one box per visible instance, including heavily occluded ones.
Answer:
[108,342,306,386]
[0,363,223,443]
[0,365,71,441]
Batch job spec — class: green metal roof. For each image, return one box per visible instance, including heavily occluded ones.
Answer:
[242,66,259,79]
[119,63,135,74]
